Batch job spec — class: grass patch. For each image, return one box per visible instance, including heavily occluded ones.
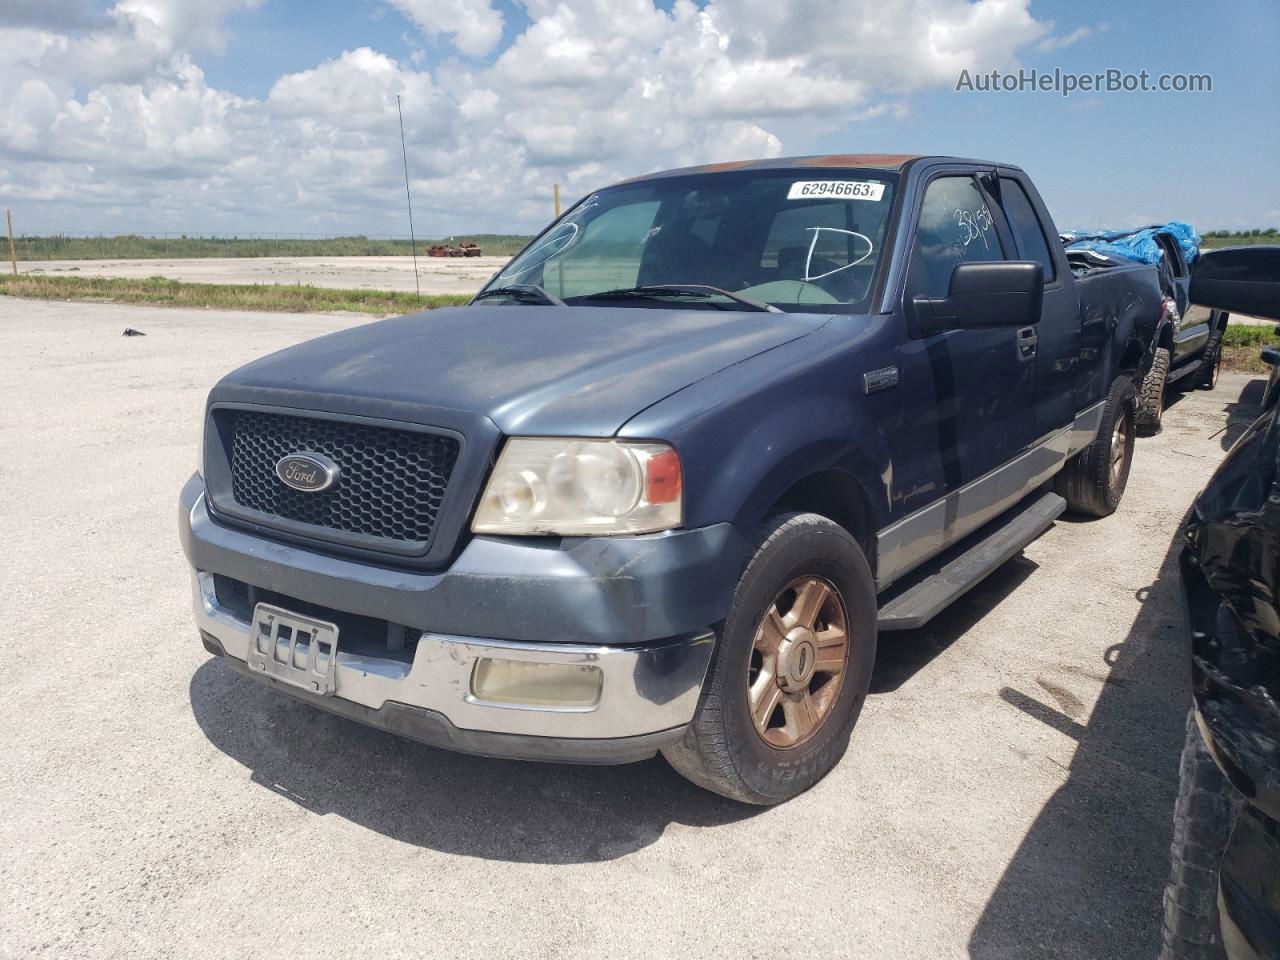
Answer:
[1222,322,1279,374]
[1223,324,1278,347]
[0,273,468,315]
[10,233,533,261]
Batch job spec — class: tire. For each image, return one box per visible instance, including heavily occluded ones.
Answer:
[662,512,877,805]
[1159,710,1241,960]
[1137,346,1171,436]
[1054,376,1137,518]
[1196,327,1224,390]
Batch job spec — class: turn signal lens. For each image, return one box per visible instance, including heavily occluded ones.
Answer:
[472,438,683,536]
[644,448,682,504]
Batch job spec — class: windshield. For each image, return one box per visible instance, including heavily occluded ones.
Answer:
[482,169,899,312]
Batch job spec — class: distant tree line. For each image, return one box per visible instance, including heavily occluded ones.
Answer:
[1200,228,1278,238]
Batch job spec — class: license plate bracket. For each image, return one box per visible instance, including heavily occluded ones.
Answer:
[247,603,340,696]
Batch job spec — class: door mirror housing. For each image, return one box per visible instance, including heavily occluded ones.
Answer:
[1190,246,1280,320]
[913,261,1044,336]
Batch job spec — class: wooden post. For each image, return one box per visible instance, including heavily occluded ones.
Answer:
[6,209,15,276]
[554,183,561,219]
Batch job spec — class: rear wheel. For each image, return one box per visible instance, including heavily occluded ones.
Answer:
[1137,346,1171,436]
[1055,376,1137,518]
[662,512,877,805]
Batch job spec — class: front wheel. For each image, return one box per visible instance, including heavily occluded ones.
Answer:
[662,512,877,804]
[1055,376,1137,518]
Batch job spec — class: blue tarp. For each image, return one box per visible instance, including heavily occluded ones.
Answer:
[1063,221,1200,266]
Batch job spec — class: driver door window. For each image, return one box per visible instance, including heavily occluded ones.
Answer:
[911,176,1005,298]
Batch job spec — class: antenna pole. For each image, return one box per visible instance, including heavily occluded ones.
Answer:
[396,95,421,299]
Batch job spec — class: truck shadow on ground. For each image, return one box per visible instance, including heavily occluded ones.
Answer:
[189,658,761,863]
[188,557,1037,864]
[965,529,1189,960]
[871,556,1038,694]
[966,376,1264,960]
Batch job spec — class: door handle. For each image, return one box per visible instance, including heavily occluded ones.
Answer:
[1017,326,1038,360]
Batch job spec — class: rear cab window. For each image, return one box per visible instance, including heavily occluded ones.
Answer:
[998,177,1057,282]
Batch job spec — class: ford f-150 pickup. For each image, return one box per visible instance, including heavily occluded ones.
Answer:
[180,154,1164,803]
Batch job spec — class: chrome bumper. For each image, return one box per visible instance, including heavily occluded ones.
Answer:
[192,571,715,763]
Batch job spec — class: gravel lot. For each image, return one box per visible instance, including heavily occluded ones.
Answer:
[21,255,508,295]
[0,295,1264,959]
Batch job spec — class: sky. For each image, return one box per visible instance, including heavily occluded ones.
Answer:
[0,0,1277,238]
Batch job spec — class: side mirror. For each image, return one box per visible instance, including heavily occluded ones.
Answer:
[913,261,1043,335]
[1189,246,1280,320]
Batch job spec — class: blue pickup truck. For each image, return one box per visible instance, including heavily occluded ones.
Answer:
[1065,224,1228,433]
[181,154,1164,803]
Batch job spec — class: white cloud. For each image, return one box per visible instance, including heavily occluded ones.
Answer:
[384,0,505,57]
[1037,25,1092,52]
[0,0,1055,234]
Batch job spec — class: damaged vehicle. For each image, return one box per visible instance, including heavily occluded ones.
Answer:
[1065,223,1227,433]
[181,154,1163,803]
[1164,245,1280,960]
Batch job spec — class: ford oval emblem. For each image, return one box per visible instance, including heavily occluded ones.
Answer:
[276,452,339,493]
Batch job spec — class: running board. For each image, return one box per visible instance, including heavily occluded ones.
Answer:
[877,491,1066,632]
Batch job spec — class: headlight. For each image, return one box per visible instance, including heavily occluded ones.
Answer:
[472,438,682,536]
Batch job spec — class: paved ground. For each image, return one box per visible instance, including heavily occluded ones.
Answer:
[0,295,1264,959]
[20,255,508,294]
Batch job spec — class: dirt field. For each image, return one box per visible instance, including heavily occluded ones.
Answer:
[20,255,508,295]
[0,295,1265,959]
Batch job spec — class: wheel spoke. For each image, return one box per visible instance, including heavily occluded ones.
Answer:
[749,673,782,733]
[755,609,787,655]
[816,623,846,646]
[782,692,818,741]
[788,578,830,630]
[814,648,846,675]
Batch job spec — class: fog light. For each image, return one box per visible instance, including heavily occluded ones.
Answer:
[471,658,603,707]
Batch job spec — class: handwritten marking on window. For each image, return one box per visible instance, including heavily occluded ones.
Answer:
[803,227,873,281]
[955,205,995,249]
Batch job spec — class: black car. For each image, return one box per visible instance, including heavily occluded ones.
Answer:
[1162,247,1280,960]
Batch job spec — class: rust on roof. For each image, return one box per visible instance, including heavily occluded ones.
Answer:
[794,153,917,168]
[615,153,921,186]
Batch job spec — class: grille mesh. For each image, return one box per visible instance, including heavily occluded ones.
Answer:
[226,410,459,546]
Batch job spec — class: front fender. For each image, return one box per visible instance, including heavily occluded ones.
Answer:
[620,323,893,540]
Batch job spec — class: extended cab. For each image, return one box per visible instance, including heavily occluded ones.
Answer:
[181,155,1163,803]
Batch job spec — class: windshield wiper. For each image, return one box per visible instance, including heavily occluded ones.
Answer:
[473,284,565,306]
[574,284,781,313]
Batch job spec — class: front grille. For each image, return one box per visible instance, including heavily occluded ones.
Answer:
[224,410,459,547]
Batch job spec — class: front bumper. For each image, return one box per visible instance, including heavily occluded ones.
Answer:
[181,475,740,764]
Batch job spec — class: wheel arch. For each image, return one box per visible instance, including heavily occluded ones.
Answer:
[766,467,880,573]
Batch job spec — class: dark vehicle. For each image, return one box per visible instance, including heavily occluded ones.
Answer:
[181,154,1163,803]
[1164,246,1280,959]
[1067,227,1228,434]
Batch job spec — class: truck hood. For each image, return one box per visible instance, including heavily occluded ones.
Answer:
[210,304,829,436]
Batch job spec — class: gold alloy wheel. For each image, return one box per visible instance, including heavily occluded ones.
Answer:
[1110,411,1130,487]
[747,576,851,749]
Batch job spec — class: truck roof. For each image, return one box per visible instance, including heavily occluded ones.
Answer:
[617,154,1017,186]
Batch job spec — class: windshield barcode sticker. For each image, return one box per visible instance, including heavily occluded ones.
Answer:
[787,180,884,201]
